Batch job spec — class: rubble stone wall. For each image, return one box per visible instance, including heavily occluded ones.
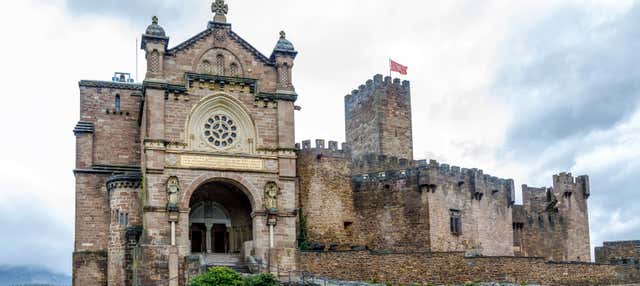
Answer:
[299,250,640,286]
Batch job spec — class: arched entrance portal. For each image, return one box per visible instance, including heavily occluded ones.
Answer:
[189,180,253,254]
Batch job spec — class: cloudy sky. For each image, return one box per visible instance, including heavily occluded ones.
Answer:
[0,0,638,275]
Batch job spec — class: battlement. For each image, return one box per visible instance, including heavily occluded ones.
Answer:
[553,172,590,198]
[521,185,552,212]
[344,74,413,161]
[296,139,350,158]
[351,153,413,174]
[352,158,515,204]
[344,74,410,103]
[602,240,640,247]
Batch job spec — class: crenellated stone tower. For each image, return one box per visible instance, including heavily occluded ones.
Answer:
[345,75,413,161]
[512,172,591,262]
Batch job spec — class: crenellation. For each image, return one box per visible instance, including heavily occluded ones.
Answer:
[72,3,619,284]
[328,140,338,151]
[402,80,410,90]
[302,139,311,149]
[513,172,591,262]
[296,139,350,159]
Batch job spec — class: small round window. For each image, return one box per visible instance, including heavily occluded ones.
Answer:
[203,114,238,149]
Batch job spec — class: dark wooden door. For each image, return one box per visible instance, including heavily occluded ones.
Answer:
[191,230,202,253]
[212,224,227,253]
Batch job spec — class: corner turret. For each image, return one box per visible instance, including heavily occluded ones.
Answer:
[271,31,298,94]
[141,16,169,80]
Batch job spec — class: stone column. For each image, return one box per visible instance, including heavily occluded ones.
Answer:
[229,227,236,253]
[205,223,213,253]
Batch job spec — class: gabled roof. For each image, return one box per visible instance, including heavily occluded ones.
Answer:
[166,22,274,66]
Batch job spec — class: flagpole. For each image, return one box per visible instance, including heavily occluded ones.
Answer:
[389,58,392,78]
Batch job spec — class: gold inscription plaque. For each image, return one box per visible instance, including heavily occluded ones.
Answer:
[180,155,264,171]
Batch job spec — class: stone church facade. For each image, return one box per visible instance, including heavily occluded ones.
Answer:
[73,2,603,285]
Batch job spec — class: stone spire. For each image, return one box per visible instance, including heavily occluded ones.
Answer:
[212,0,229,23]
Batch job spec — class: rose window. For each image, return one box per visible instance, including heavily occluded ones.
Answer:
[203,114,238,148]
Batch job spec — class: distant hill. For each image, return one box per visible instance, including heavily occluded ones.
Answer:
[0,265,71,286]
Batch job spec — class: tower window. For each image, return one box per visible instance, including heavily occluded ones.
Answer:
[125,213,129,226]
[115,95,121,113]
[120,213,124,225]
[450,209,462,235]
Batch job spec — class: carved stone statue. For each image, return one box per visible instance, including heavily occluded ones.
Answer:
[264,182,278,211]
[167,176,180,211]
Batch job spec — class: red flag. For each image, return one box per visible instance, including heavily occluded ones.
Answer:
[390,59,408,75]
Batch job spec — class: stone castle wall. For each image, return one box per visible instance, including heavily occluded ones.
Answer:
[513,173,591,262]
[297,145,515,255]
[344,75,413,161]
[351,157,514,255]
[420,160,515,256]
[596,241,640,265]
[352,166,431,252]
[296,140,355,247]
[298,250,640,286]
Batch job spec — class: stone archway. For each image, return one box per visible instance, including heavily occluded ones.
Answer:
[188,180,253,255]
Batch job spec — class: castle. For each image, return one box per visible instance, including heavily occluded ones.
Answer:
[72,2,639,285]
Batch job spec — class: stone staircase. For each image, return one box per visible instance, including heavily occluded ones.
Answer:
[203,253,250,273]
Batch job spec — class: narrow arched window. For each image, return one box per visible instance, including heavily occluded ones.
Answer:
[229,63,238,77]
[115,95,121,113]
[125,213,129,226]
[280,64,289,85]
[199,60,212,74]
[215,54,224,75]
[120,212,124,225]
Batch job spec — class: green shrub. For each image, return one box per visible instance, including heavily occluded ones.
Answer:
[189,266,244,286]
[243,273,279,286]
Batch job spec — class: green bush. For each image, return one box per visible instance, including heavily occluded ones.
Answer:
[243,273,279,286]
[189,266,244,286]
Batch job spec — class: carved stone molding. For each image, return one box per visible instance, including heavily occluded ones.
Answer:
[107,173,143,192]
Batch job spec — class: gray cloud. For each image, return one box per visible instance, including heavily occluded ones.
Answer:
[0,186,73,275]
[64,0,196,26]
[494,3,640,152]
[491,2,640,249]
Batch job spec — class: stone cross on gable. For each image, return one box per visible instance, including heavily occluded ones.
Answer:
[212,0,229,23]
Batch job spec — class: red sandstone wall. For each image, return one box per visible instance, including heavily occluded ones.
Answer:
[79,86,141,167]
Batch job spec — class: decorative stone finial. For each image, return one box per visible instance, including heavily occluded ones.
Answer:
[212,0,229,23]
[280,31,286,39]
[144,15,166,37]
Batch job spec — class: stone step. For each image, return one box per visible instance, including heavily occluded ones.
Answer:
[204,254,243,264]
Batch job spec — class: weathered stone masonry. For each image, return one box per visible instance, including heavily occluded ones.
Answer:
[298,250,640,286]
[596,240,640,265]
[73,1,639,285]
